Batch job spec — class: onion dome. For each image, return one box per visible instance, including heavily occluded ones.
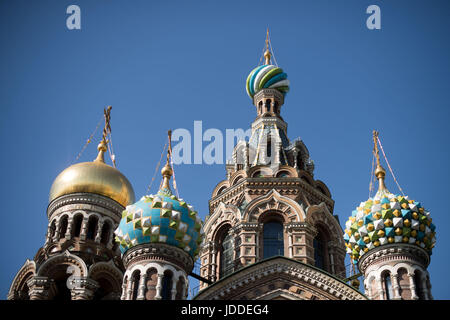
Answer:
[49,139,135,208]
[343,133,436,265]
[246,64,289,99]
[114,153,204,260]
[245,30,289,100]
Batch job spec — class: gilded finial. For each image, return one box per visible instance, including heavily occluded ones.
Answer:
[161,130,173,191]
[94,106,112,163]
[373,130,387,191]
[264,28,272,65]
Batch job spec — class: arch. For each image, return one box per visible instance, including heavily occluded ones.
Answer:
[59,215,69,240]
[86,215,99,240]
[274,165,298,178]
[48,219,57,240]
[229,170,247,186]
[8,260,36,300]
[130,270,140,300]
[37,250,88,278]
[72,213,83,238]
[88,260,123,300]
[213,223,234,279]
[243,189,306,223]
[306,203,343,247]
[381,270,394,300]
[144,267,158,300]
[315,180,332,198]
[299,171,314,186]
[211,180,230,198]
[100,221,111,245]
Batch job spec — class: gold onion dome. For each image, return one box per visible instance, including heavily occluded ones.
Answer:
[49,140,135,208]
[343,132,436,265]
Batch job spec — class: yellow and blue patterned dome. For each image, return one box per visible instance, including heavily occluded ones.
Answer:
[344,160,436,265]
[246,64,289,99]
[344,189,436,265]
[114,160,204,260]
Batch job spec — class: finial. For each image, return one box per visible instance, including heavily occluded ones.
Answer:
[264,28,272,65]
[94,106,112,163]
[373,130,387,191]
[161,130,173,191]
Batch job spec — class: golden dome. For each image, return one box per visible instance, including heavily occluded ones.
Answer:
[49,141,135,207]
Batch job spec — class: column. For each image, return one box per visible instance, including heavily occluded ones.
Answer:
[211,247,217,282]
[80,217,89,241]
[287,227,293,258]
[120,281,127,300]
[125,277,133,300]
[155,273,164,300]
[408,273,419,300]
[391,274,401,300]
[95,220,104,243]
[376,276,385,300]
[52,220,61,242]
[27,276,51,300]
[136,273,148,300]
[171,278,178,300]
[243,144,249,172]
[65,218,73,240]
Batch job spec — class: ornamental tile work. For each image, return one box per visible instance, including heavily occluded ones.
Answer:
[114,187,204,260]
[344,189,436,265]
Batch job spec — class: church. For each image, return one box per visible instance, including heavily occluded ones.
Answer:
[7,33,436,301]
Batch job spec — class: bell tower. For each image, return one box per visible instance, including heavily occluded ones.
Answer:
[8,107,135,300]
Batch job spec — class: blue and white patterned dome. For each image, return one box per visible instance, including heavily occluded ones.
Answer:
[246,64,289,99]
[114,161,204,260]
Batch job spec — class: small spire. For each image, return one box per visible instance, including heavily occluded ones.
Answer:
[160,130,173,191]
[94,106,112,163]
[264,28,272,65]
[373,130,387,192]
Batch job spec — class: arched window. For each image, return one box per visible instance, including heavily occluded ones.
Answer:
[313,226,330,272]
[383,272,394,300]
[59,216,68,240]
[276,171,290,178]
[266,99,271,112]
[252,170,264,178]
[86,216,98,240]
[273,102,278,114]
[100,221,110,245]
[313,234,326,270]
[131,270,140,300]
[266,138,272,159]
[161,271,173,300]
[220,233,234,278]
[72,214,83,238]
[263,221,284,258]
[48,220,56,240]
[145,268,158,300]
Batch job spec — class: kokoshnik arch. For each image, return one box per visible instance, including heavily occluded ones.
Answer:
[8,31,435,301]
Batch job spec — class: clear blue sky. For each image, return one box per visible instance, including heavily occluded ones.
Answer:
[1,0,449,299]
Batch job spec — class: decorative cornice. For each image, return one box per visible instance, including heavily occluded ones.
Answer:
[194,256,366,300]
[47,193,124,220]
[122,243,194,273]
[358,243,430,274]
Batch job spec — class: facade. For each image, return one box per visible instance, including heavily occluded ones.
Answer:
[7,35,435,301]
